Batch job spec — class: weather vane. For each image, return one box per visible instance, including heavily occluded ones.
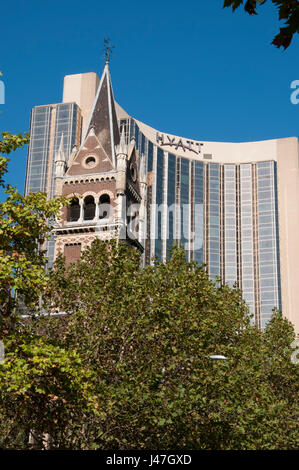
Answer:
[103,38,115,64]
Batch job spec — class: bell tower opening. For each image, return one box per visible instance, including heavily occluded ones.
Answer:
[67,197,80,222]
[99,194,110,220]
[83,196,96,220]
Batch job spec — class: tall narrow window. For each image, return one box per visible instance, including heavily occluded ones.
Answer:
[84,196,95,220]
[99,194,110,220]
[67,197,80,222]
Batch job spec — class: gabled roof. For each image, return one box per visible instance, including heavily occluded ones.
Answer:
[66,127,114,177]
[82,63,120,168]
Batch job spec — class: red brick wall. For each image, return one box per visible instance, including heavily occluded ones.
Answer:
[67,134,113,176]
[64,243,82,265]
[62,180,116,197]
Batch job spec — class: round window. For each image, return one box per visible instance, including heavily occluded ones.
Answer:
[85,156,96,168]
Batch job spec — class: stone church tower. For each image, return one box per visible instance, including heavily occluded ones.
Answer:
[53,62,145,265]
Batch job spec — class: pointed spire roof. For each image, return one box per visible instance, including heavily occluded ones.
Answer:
[82,63,120,167]
[55,133,66,162]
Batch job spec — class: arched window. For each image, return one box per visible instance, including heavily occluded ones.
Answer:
[83,195,96,220]
[67,198,80,222]
[99,194,110,220]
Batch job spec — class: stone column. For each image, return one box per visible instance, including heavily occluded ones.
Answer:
[116,192,127,240]
[79,198,84,223]
[95,196,100,221]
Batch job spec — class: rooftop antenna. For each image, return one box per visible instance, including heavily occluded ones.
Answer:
[103,38,115,65]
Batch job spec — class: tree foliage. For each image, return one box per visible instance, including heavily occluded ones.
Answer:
[0,334,99,449]
[29,239,298,450]
[223,0,299,49]
[0,134,298,449]
[0,134,97,449]
[0,132,67,325]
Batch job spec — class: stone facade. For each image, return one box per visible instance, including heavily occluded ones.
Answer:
[52,62,145,265]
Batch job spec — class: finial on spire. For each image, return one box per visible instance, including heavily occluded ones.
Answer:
[103,38,115,65]
[120,125,126,145]
[58,132,64,153]
[115,125,127,157]
[55,133,66,162]
[88,126,96,137]
[55,133,66,177]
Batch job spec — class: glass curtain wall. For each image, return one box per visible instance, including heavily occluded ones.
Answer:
[25,106,51,195]
[154,147,164,261]
[180,158,190,259]
[208,163,221,280]
[257,161,281,327]
[127,121,282,329]
[50,103,80,197]
[166,153,176,258]
[193,161,204,265]
[240,164,255,316]
[48,103,79,267]
[26,103,80,267]
[224,165,237,286]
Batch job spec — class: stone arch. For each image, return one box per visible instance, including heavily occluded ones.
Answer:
[98,189,115,221]
[81,190,98,199]
[67,197,80,222]
[99,193,110,220]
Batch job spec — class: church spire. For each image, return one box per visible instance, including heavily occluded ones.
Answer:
[116,125,127,156]
[82,59,120,168]
[55,133,66,162]
[55,133,66,178]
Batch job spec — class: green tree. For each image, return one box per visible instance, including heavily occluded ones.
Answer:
[0,133,99,449]
[38,239,299,450]
[0,132,67,326]
[223,0,299,49]
[1,134,298,449]
[0,334,99,449]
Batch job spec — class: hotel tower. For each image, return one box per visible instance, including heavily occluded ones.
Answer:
[25,62,299,334]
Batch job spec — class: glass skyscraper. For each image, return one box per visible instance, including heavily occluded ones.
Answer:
[116,118,284,329]
[25,102,81,265]
[25,68,299,334]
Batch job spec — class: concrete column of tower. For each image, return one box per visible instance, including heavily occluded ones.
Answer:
[116,192,127,240]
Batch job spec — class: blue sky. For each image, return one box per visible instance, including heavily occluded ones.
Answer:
[1,0,298,195]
